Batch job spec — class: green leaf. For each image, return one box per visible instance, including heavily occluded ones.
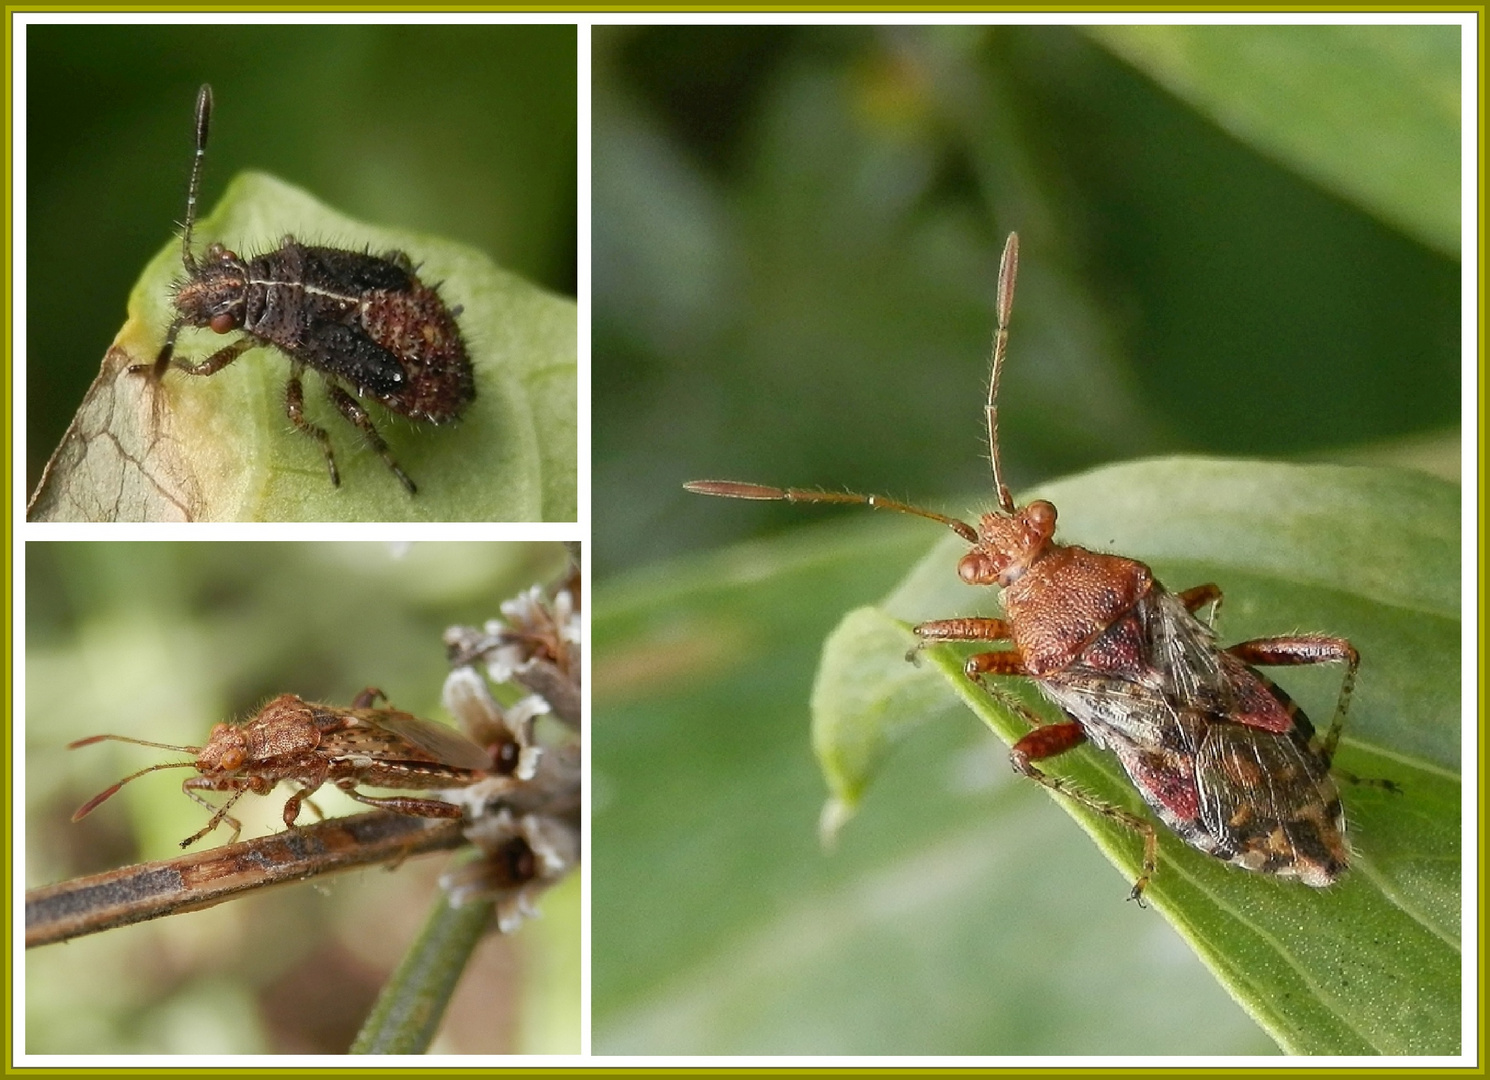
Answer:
[596,515,1280,1055]
[1087,25,1461,255]
[812,605,949,842]
[27,172,576,522]
[814,458,1460,1055]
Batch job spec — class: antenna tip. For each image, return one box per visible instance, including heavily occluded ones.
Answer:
[997,235,1020,317]
[684,480,787,500]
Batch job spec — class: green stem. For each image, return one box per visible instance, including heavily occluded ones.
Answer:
[350,890,496,1054]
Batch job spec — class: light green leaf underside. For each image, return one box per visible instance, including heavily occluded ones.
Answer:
[28,172,576,522]
[595,517,1281,1054]
[813,458,1460,1055]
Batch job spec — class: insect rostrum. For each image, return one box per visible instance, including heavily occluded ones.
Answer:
[688,232,1374,902]
[135,84,475,495]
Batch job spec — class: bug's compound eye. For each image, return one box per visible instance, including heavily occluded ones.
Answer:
[958,550,1000,585]
[1025,500,1057,535]
[209,312,240,334]
[219,746,246,770]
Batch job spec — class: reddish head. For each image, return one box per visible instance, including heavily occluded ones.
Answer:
[172,242,248,334]
[958,499,1058,588]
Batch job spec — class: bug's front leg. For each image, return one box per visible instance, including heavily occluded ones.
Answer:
[914,616,1013,645]
[180,777,250,847]
[909,615,1014,662]
[165,336,255,379]
[128,316,186,379]
[1226,635,1359,762]
[914,617,1054,732]
[128,325,254,381]
[1009,721,1160,903]
[921,620,1163,900]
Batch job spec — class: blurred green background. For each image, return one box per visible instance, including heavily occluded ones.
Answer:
[26,541,579,1054]
[27,24,578,497]
[593,23,1458,576]
[591,24,1462,1056]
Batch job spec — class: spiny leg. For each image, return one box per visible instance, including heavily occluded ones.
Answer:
[908,615,1013,661]
[914,616,1013,645]
[1010,721,1160,903]
[336,785,464,819]
[130,329,254,381]
[1176,582,1223,627]
[130,316,185,379]
[325,384,416,495]
[957,645,1054,730]
[167,336,255,378]
[959,645,1160,900]
[284,363,340,487]
[179,781,248,847]
[1226,636,1359,762]
[919,630,1050,727]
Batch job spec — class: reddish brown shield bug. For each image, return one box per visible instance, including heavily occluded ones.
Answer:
[70,688,492,848]
[688,232,1380,901]
[133,84,476,495]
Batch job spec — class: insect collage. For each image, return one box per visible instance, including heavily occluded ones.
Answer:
[24,19,1462,1064]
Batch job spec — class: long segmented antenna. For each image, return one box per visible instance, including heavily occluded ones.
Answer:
[987,232,1019,514]
[682,480,979,543]
[180,83,213,274]
[68,733,201,821]
[685,233,1027,534]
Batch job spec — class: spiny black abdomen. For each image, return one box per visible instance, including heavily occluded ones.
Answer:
[240,241,474,423]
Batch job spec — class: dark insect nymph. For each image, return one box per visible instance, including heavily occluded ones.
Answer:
[690,233,1392,902]
[133,84,476,494]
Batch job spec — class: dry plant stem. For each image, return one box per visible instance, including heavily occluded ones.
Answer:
[25,811,466,948]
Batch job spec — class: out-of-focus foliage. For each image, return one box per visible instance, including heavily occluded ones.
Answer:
[26,542,578,1055]
[28,24,577,497]
[591,22,1464,1058]
[593,24,1460,576]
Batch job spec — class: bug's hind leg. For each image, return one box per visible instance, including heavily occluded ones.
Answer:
[1009,720,1161,903]
[1176,583,1223,627]
[336,785,463,819]
[956,642,1162,901]
[1226,635,1396,792]
[324,384,416,495]
[285,363,340,486]
[1225,636,1358,762]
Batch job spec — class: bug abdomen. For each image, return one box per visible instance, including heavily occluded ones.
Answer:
[242,242,474,421]
[360,281,474,422]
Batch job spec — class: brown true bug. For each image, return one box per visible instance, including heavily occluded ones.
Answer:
[688,232,1376,901]
[70,688,492,848]
[132,84,476,495]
